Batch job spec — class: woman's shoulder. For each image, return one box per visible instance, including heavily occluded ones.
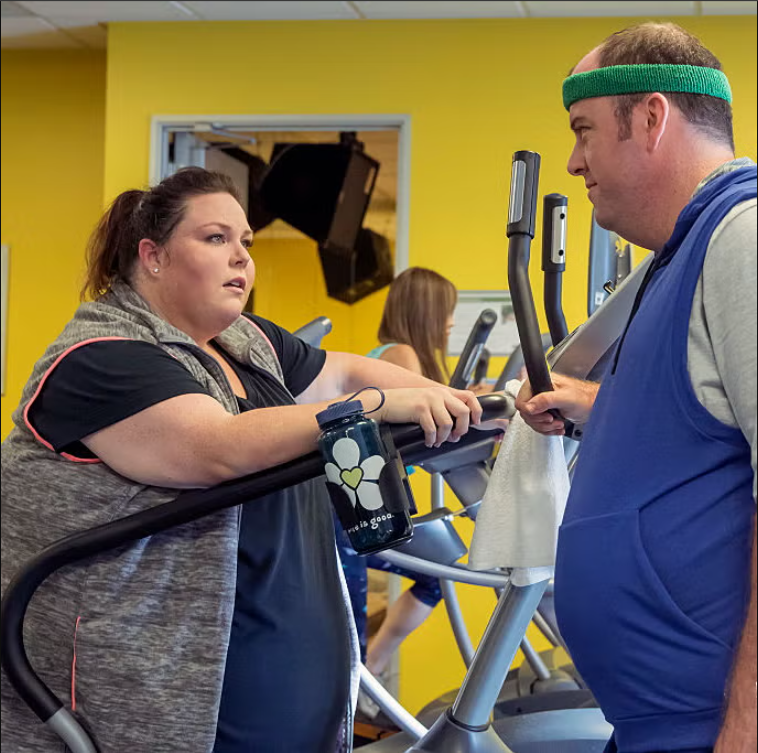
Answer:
[373,343,422,373]
[366,342,397,359]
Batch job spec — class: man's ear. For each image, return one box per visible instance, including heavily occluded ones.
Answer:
[137,238,163,274]
[644,92,670,152]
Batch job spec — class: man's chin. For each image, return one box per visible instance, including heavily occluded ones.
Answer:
[592,208,614,232]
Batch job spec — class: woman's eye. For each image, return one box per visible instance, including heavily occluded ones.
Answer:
[208,234,225,243]
[242,238,253,249]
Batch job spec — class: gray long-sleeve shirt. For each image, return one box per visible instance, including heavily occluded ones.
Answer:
[688,158,757,499]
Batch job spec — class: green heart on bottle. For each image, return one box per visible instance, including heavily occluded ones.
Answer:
[340,467,364,490]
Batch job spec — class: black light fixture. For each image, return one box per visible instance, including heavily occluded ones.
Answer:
[260,133,394,304]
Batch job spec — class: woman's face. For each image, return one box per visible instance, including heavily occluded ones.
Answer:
[446,313,455,338]
[151,192,255,341]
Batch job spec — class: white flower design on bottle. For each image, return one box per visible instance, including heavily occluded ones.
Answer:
[324,437,386,510]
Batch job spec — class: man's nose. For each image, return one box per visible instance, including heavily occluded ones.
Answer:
[567,143,586,177]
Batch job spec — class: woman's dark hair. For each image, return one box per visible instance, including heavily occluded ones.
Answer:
[377,267,457,383]
[597,22,734,151]
[82,167,241,300]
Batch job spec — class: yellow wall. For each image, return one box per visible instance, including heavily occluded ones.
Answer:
[251,235,390,357]
[103,16,757,331]
[1,50,106,438]
[1,14,755,714]
[101,15,757,712]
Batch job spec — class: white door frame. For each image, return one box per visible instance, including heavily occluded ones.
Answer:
[149,114,411,272]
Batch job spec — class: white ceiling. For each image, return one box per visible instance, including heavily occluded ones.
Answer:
[1,0,755,49]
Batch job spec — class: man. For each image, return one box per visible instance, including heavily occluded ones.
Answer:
[516,22,756,753]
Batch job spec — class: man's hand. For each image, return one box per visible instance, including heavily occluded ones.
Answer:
[714,521,757,753]
[515,373,599,436]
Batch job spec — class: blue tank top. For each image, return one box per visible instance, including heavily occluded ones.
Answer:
[366,342,398,359]
[554,167,757,752]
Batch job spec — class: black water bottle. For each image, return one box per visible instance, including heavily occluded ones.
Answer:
[316,398,414,555]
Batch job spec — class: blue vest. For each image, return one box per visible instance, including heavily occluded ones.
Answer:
[555,167,757,752]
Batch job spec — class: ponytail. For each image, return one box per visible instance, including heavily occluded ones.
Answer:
[81,190,145,301]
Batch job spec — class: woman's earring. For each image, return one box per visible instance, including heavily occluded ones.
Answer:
[153,268,160,273]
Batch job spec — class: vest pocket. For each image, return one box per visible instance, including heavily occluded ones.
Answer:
[555,509,731,724]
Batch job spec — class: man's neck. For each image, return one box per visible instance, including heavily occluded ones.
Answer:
[645,148,736,252]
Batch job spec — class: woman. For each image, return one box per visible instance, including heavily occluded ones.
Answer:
[0,168,483,753]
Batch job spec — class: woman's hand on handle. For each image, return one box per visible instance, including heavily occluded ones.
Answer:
[515,374,599,436]
[372,386,482,448]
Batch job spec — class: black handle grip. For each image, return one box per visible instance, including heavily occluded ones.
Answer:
[0,395,509,727]
[508,235,553,395]
[473,348,490,385]
[507,151,541,238]
[449,309,497,389]
[506,151,575,437]
[542,193,569,347]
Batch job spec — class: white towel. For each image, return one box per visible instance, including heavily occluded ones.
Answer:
[468,379,570,586]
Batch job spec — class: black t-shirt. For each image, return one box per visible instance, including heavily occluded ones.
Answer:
[27,315,350,752]
[28,315,327,455]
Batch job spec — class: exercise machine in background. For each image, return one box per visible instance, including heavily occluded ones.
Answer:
[358,150,653,752]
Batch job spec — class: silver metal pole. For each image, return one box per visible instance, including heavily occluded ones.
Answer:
[532,607,563,649]
[359,664,427,740]
[440,579,475,667]
[376,550,509,588]
[451,581,548,728]
[430,472,445,510]
[46,709,97,753]
[519,636,551,682]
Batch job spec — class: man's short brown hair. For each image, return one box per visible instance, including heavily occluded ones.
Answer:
[598,22,734,150]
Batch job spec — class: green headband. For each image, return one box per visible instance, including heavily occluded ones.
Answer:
[562,64,732,110]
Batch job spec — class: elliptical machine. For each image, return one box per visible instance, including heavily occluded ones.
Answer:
[389,188,641,725]
[356,150,654,752]
[413,193,587,722]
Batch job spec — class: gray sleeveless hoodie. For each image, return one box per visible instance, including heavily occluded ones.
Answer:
[1,282,356,752]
